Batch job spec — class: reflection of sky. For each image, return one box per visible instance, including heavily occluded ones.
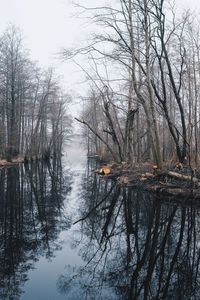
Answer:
[22,141,86,300]
[22,241,83,300]
[62,136,87,217]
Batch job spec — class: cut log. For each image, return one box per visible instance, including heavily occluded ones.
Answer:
[144,172,154,178]
[95,166,111,175]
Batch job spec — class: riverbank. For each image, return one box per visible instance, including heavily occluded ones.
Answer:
[0,156,25,167]
[96,162,200,201]
[0,155,50,167]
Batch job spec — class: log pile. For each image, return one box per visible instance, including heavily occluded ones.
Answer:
[95,162,200,200]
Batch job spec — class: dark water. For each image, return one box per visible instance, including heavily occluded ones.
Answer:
[0,145,200,299]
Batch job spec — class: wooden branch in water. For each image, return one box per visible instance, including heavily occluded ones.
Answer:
[74,117,119,162]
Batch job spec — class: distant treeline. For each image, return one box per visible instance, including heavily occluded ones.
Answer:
[0,25,71,161]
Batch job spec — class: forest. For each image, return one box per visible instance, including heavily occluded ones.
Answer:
[63,0,200,170]
[0,25,70,163]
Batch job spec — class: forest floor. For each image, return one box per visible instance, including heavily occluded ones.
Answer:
[96,162,200,203]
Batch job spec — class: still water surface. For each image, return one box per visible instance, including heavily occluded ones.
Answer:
[0,140,200,299]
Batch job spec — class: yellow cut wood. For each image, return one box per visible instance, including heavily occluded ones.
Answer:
[95,166,111,175]
[101,166,111,175]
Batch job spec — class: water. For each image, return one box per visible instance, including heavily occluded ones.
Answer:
[0,141,200,299]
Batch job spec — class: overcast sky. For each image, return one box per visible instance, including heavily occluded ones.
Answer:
[0,0,92,94]
[0,0,199,94]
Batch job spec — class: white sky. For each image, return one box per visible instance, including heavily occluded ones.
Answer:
[0,0,199,99]
[0,0,93,95]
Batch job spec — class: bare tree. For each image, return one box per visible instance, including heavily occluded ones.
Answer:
[0,25,71,161]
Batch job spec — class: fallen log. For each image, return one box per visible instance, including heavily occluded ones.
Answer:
[154,169,200,185]
[167,171,200,186]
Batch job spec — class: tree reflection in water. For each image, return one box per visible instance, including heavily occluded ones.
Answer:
[0,158,71,299]
[58,159,200,300]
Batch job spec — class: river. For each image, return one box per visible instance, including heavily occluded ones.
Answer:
[0,138,200,299]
